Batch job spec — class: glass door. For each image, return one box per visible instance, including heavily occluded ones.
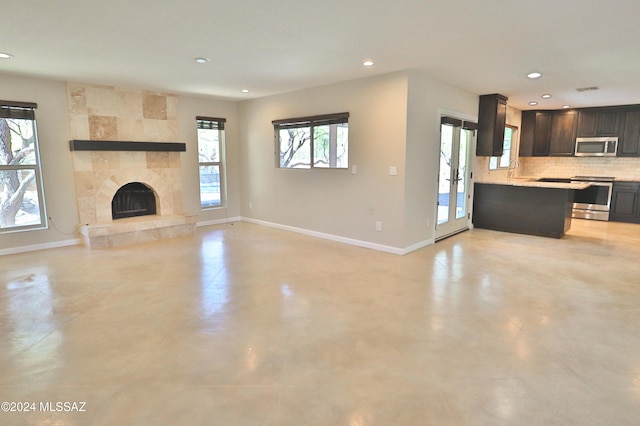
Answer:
[436,117,475,241]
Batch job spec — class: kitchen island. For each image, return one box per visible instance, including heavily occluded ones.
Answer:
[473,179,591,238]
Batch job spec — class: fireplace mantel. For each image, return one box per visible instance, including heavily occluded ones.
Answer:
[69,140,186,152]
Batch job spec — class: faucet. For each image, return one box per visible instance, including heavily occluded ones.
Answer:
[506,159,520,180]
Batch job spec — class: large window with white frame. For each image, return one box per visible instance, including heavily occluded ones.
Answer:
[273,112,349,169]
[0,100,47,233]
[197,116,226,209]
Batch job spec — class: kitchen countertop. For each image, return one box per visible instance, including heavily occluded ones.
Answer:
[475,178,592,190]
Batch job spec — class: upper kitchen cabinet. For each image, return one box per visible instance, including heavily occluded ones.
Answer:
[520,110,552,156]
[549,110,578,156]
[476,94,507,156]
[577,108,621,137]
[618,109,640,156]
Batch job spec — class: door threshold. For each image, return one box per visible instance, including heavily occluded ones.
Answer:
[435,227,469,242]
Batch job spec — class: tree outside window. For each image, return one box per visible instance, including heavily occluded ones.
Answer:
[274,112,349,169]
[0,102,47,232]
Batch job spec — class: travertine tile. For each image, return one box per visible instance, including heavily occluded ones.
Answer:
[89,116,118,140]
[115,117,145,141]
[91,151,120,171]
[145,151,170,169]
[73,171,96,198]
[143,119,176,141]
[142,93,167,120]
[71,151,93,172]
[66,83,88,114]
[67,83,186,236]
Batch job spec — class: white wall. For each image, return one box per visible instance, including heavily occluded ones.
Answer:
[0,75,78,252]
[404,71,479,248]
[238,71,480,252]
[2,70,481,254]
[238,72,410,249]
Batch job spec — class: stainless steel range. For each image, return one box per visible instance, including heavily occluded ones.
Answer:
[570,176,615,221]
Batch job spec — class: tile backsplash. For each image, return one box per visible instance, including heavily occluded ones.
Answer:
[518,156,640,180]
[475,156,640,181]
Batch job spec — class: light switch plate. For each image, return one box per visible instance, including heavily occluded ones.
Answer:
[389,166,397,176]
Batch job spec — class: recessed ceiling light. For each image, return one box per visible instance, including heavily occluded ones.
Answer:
[362,60,374,67]
[0,52,13,59]
[562,105,571,109]
[194,57,209,64]
[541,94,552,99]
[241,89,250,93]
[529,101,538,106]
[527,72,542,79]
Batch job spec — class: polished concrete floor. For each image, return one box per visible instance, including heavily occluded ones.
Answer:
[1,220,640,425]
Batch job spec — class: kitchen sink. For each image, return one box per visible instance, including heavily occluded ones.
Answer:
[536,177,571,183]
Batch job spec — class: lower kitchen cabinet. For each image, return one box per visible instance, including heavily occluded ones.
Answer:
[609,181,640,223]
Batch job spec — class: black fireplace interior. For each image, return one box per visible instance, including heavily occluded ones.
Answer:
[112,182,157,220]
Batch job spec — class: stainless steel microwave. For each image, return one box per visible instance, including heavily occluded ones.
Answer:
[575,137,618,157]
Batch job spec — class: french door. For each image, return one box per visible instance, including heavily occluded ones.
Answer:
[435,116,476,241]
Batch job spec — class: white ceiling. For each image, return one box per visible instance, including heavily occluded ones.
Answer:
[2,0,640,110]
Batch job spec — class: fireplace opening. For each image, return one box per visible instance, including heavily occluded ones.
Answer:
[111,182,157,220]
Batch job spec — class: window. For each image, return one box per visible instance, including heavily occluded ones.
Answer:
[489,125,517,170]
[0,100,47,233]
[197,116,226,209]
[273,112,349,169]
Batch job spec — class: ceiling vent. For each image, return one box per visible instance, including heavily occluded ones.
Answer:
[575,86,600,92]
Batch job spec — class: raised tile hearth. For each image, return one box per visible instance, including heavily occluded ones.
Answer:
[80,214,197,249]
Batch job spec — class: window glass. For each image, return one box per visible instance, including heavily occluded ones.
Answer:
[274,113,349,169]
[489,126,515,170]
[279,127,311,169]
[0,108,47,232]
[313,123,349,168]
[197,117,226,209]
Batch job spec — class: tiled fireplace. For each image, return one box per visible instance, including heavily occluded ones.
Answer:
[67,83,196,249]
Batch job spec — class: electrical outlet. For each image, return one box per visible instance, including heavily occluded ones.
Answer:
[376,221,382,231]
[249,202,253,210]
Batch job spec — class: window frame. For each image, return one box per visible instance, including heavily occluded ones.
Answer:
[0,100,48,234]
[489,125,517,170]
[196,116,226,210]
[273,112,349,169]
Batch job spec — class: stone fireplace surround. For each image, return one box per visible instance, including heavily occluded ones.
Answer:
[71,142,196,249]
[67,83,197,249]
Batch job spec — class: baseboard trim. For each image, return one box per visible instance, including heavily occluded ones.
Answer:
[1,218,434,256]
[197,216,242,228]
[0,238,81,256]
[241,217,432,255]
[402,238,435,254]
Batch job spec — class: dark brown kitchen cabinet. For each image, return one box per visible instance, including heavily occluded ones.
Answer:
[476,94,508,156]
[549,110,578,155]
[609,181,640,224]
[577,108,621,137]
[618,109,640,156]
[520,111,552,156]
[577,110,597,136]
